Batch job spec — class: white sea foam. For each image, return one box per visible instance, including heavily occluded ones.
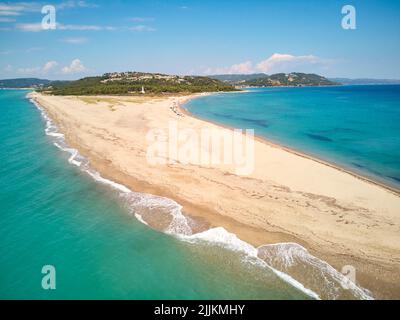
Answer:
[134,213,149,225]
[182,227,257,256]
[179,227,320,299]
[258,242,373,300]
[30,95,373,300]
[85,169,132,193]
[122,193,192,235]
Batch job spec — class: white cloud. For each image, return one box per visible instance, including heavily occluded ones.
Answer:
[61,59,86,74]
[15,22,116,32]
[129,25,156,32]
[205,53,330,75]
[43,61,58,72]
[16,60,59,75]
[26,47,43,52]
[228,61,253,74]
[129,17,155,22]
[0,17,15,22]
[256,53,320,73]
[14,59,87,76]
[58,24,102,31]
[16,23,43,32]
[77,1,98,8]
[17,66,41,74]
[4,64,12,72]
[0,47,42,54]
[57,1,99,10]
[0,10,20,16]
[0,4,18,11]
[205,61,253,75]
[0,2,41,16]
[60,37,87,44]
[0,3,39,11]
[58,23,116,31]
[0,1,97,17]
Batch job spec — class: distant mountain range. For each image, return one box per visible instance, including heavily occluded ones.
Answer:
[209,73,338,87]
[0,78,69,88]
[328,78,400,85]
[209,73,400,87]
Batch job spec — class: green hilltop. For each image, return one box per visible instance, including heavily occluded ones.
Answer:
[210,72,339,87]
[46,72,238,95]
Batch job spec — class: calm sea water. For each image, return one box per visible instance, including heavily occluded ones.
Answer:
[0,89,310,300]
[186,85,400,189]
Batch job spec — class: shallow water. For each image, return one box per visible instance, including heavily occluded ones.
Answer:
[185,85,400,189]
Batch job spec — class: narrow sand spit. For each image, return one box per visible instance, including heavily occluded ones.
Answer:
[29,92,400,299]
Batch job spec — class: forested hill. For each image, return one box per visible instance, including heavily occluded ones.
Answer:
[0,78,52,88]
[47,72,238,95]
[209,73,339,87]
[0,78,70,89]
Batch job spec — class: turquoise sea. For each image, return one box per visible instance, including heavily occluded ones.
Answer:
[0,89,375,300]
[186,85,400,189]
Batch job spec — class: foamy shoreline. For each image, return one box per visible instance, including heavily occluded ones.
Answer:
[28,92,400,299]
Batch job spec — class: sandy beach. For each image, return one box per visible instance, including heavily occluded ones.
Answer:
[29,92,400,299]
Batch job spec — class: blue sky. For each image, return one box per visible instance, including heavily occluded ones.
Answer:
[0,0,399,80]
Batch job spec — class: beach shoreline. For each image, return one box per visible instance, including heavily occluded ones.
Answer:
[28,91,400,299]
[178,94,400,196]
